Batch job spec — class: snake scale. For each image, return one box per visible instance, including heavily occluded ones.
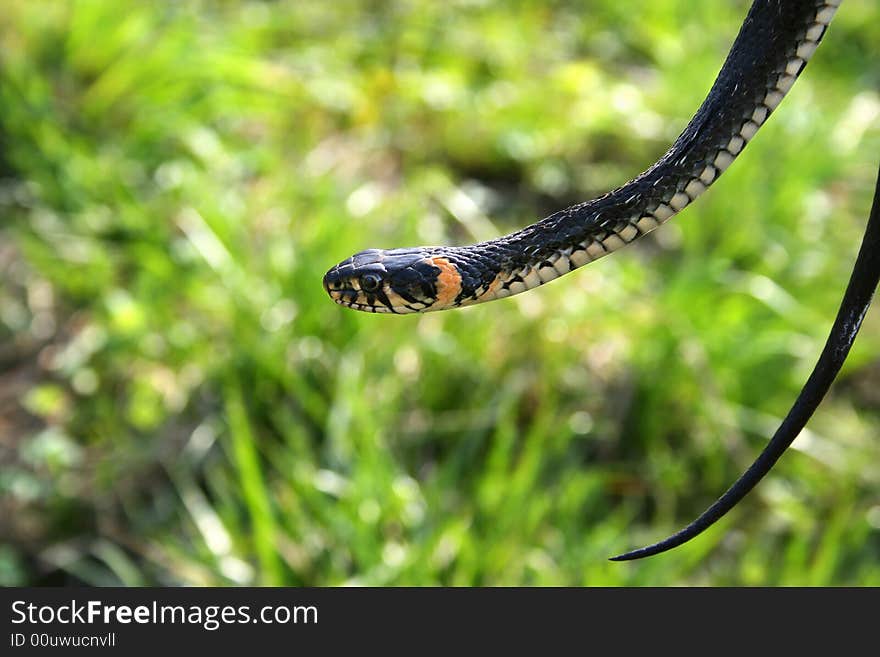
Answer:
[324,0,880,560]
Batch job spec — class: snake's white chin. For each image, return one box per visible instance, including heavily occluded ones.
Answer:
[331,297,418,314]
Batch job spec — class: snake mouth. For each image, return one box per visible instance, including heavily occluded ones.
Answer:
[328,294,418,314]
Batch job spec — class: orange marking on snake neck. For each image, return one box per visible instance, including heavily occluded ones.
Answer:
[427,257,462,308]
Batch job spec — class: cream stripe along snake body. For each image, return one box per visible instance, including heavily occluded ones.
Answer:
[324,0,880,560]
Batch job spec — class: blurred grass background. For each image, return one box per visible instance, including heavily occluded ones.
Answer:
[1,0,878,586]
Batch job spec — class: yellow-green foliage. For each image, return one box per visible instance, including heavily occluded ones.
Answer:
[1,0,878,585]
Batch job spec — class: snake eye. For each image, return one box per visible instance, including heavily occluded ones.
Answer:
[360,273,382,292]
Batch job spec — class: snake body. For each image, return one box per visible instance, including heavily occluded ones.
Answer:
[323,0,880,561]
[324,0,841,314]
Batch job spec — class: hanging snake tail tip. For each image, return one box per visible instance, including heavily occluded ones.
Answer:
[609,548,662,562]
[608,538,682,561]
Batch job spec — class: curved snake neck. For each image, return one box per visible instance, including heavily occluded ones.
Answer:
[449,0,842,309]
[325,1,841,314]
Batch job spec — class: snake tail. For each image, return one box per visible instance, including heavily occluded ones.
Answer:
[612,160,880,560]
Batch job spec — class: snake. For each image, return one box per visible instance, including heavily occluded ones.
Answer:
[323,0,880,560]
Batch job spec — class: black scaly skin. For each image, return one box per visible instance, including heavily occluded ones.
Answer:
[443,0,842,305]
[326,1,840,311]
[325,1,880,562]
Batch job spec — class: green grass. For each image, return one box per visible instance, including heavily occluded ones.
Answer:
[1,0,879,586]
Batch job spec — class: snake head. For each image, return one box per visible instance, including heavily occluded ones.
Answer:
[323,248,464,314]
